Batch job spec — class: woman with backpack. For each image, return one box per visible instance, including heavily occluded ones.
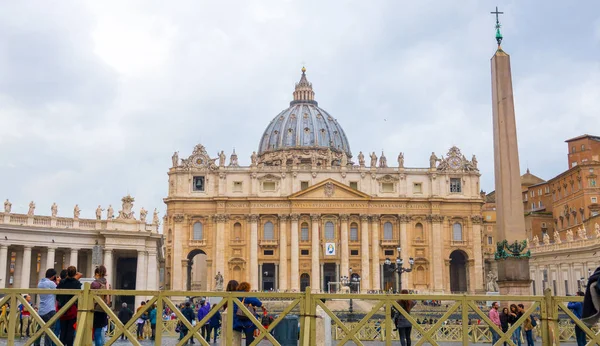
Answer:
[91,265,111,346]
[232,282,265,345]
[395,289,416,346]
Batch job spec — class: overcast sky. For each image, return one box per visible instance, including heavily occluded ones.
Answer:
[1,1,599,221]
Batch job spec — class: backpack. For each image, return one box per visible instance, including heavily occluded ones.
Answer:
[531,316,537,327]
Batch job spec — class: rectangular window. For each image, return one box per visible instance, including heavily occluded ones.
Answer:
[384,250,394,256]
[300,181,309,190]
[233,181,243,192]
[530,191,534,197]
[381,182,394,192]
[350,250,359,256]
[263,250,274,256]
[450,178,461,193]
[538,201,542,208]
[592,197,597,203]
[538,189,542,196]
[572,162,577,168]
[487,236,493,245]
[263,181,276,191]
[413,183,422,194]
[590,179,597,187]
[486,215,491,221]
[193,176,205,191]
[301,249,309,256]
[349,181,358,190]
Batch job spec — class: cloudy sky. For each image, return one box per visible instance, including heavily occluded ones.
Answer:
[1,1,599,220]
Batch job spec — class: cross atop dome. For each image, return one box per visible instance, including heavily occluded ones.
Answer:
[291,67,317,106]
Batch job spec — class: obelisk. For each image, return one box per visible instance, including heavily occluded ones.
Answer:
[490,8,531,295]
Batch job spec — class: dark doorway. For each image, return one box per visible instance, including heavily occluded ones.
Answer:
[323,263,337,292]
[382,266,395,292]
[300,273,310,292]
[187,249,207,291]
[350,273,361,293]
[450,250,468,293]
[262,263,275,291]
[114,257,137,309]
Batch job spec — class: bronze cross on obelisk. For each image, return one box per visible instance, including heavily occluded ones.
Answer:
[490,6,503,24]
[490,6,504,47]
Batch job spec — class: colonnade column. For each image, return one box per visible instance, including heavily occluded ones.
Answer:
[135,250,147,307]
[279,215,288,291]
[371,215,381,291]
[0,245,8,288]
[214,214,228,281]
[172,214,185,290]
[339,214,349,279]
[290,214,300,291]
[311,214,321,292]
[360,215,370,292]
[20,246,32,288]
[70,248,79,269]
[471,216,484,293]
[399,215,411,289]
[429,215,444,293]
[147,250,158,291]
[249,215,259,290]
[46,247,56,272]
[103,249,113,291]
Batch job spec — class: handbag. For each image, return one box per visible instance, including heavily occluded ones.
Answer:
[236,298,250,321]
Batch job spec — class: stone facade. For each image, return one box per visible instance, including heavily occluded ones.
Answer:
[0,196,163,308]
[164,69,485,294]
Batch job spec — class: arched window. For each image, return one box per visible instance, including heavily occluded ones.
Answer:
[325,221,335,240]
[383,222,393,240]
[452,222,463,241]
[264,221,274,240]
[415,223,424,239]
[301,222,309,241]
[233,222,242,240]
[350,223,359,241]
[167,229,172,242]
[193,222,203,240]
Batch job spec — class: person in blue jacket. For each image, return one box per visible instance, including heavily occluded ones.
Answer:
[207,305,221,344]
[149,304,157,341]
[232,281,265,345]
[567,291,586,346]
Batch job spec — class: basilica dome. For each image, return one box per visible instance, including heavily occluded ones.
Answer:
[257,68,352,166]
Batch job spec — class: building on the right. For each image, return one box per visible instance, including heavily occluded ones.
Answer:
[485,134,600,295]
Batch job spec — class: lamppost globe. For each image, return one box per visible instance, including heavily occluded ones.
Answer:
[384,258,391,266]
[409,257,415,266]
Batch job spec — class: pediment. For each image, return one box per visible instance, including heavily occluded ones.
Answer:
[289,179,371,200]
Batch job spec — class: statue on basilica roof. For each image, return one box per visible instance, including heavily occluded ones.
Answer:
[153,208,160,225]
[398,152,404,169]
[229,149,239,167]
[28,201,35,216]
[341,151,348,167]
[472,155,478,169]
[140,207,148,222]
[370,152,377,168]
[4,199,11,213]
[251,151,258,166]
[218,151,226,167]
[379,151,388,168]
[73,204,81,219]
[107,205,114,220]
[117,195,135,220]
[51,203,58,217]
[96,205,103,220]
[172,151,179,168]
[566,229,574,242]
[358,152,365,167]
[429,152,438,169]
[554,230,561,244]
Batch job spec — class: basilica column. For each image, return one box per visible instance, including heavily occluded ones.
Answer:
[279,215,288,291]
[0,245,8,288]
[135,250,147,307]
[70,248,79,269]
[20,246,32,289]
[103,249,113,291]
[339,214,349,279]
[215,214,228,280]
[371,215,381,291]
[360,215,370,292]
[172,214,186,290]
[290,214,300,291]
[429,215,444,293]
[399,215,411,288]
[249,215,259,290]
[311,214,321,292]
[46,247,56,271]
[471,216,484,293]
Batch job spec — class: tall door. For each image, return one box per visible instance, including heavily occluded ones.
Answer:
[323,263,337,293]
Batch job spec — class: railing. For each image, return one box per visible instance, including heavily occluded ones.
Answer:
[33,216,51,226]
[9,215,27,225]
[0,287,598,346]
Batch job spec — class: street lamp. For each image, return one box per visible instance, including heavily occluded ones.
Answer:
[384,247,414,293]
[341,268,361,321]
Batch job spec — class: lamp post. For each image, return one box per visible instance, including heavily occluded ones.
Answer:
[341,268,361,321]
[384,247,414,293]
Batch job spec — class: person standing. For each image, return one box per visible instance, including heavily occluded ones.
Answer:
[489,302,502,345]
[500,307,509,346]
[56,266,82,346]
[232,282,264,345]
[568,292,586,346]
[197,298,211,341]
[18,295,33,338]
[91,265,110,346]
[179,301,196,344]
[508,304,522,346]
[136,301,147,340]
[34,269,59,346]
[519,304,535,346]
[148,304,157,340]
[117,303,133,341]
[395,289,416,346]
[207,305,221,344]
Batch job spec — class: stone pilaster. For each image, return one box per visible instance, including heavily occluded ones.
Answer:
[0,245,8,288]
[135,250,147,307]
[20,246,32,289]
[360,214,370,292]
[370,215,381,291]
[147,250,158,291]
[214,214,228,281]
[428,214,444,293]
[103,249,113,290]
[339,214,349,279]
[278,215,289,291]
[471,215,484,293]
[290,214,300,291]
[249,214,259,290]
[399,214,411,288]
[172,214,185,290]
[311,214,321,292]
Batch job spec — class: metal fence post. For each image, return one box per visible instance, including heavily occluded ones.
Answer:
[542,288,553,345]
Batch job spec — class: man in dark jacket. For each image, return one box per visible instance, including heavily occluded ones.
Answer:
[117,303,133,340]
[56,266,82,346]
[567,291,586,346]
[582,266,600,327]
[179,301,196,345]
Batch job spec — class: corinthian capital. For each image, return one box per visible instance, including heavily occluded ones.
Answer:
[310,214,321,222]
[370,215,380,223]
[471,215,483,224]
[289,214,300,222]
[215,214,229,223]
[427,214,444,223]
[339,214,349,222]
[398,214,410,223]
[278,214,289,222]
[173,214,185,223]
[248,214,259,223]
[360,214,370,222]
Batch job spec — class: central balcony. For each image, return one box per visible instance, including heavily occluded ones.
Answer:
[259,239,279,248]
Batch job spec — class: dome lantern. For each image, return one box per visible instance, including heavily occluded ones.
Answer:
[291,67,317,106]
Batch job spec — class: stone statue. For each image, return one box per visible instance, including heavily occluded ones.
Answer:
[486,271,499,292]
[379,151,387,168]
[566,229,574,242]
[595,223,600,238]
[215,271,224,291]
[398,152,404,168]
[140,208,148,222]
[472,155,478,168]
[95,205,103,220]
[153,208,160,225]
[341,152,348,167]
[219,151,226,167]
[542,232,550,244]
[3,199,11,213]
[107,205,114,220]
[310,151,317,166]
[251,151,258,166]
[429,152,438,168]
[51,203,58,217]
[28,201,35,216]
[292,155,300,167]
[117,195,135,220]
[73,205,80,219]
[554,230,561,244]
[531,235,539,247]
[370,152,377,168]
[326,148,333,167]
[578,226,587,240]
[172,151,179,167]
[358,151,365,167]
[229,149,238,166]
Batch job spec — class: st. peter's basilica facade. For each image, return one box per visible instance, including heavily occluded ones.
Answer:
[164,68,485,293]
